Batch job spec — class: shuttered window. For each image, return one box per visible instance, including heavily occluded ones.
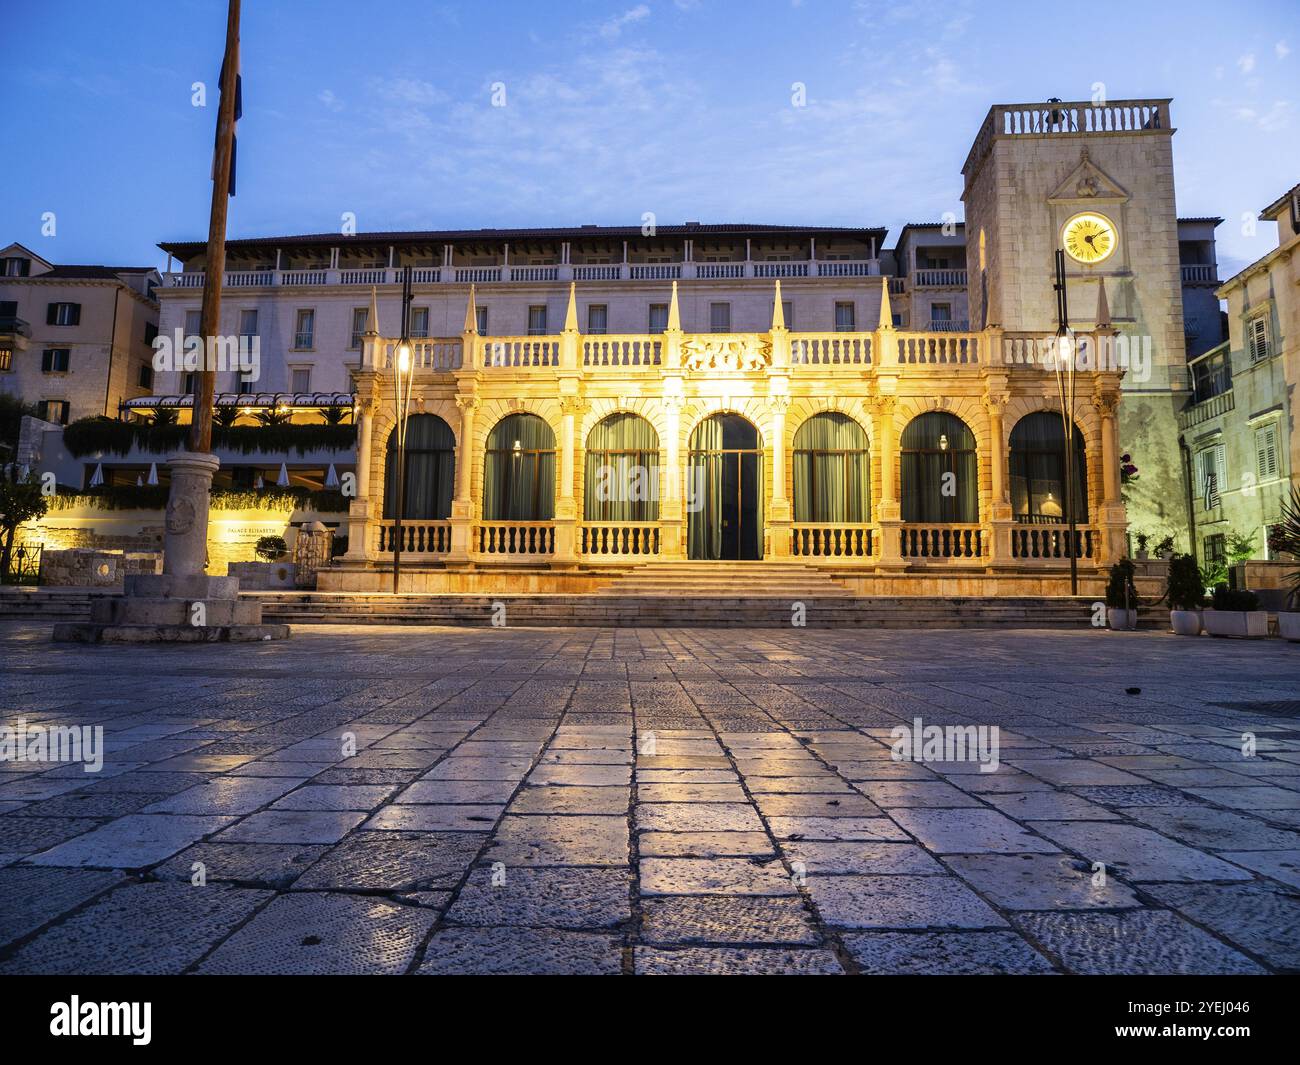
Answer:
[1248,315,1270,362]
[1255,423,1279,481]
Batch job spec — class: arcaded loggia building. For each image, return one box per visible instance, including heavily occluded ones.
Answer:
[150,98,1217,595]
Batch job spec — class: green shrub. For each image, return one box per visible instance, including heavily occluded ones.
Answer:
[1210,586,1260,612]
[1166,553,1204,611]
[1105,559,1139,609]
[62,417,356,458]
[255,535,287,561]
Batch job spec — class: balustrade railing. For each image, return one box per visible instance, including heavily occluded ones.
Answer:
[382,340,462,371]
[913,269,968,287]
[581,522,661,557]
[377,521,451,555]
[789,333,872,366]
[900,524,984,559]
[895,334,980,364]
[629,264,681,280]
[481,337,559,368]
[695,263,744,279]
[474,522,555,556]
[1180,264,1216,283]
[572,265,622,281]
[582,336,662,367]
[754,262,809,278]
[791,523,874,559]
[1010,525,1095,560]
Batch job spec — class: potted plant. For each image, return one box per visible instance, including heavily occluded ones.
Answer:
[1134,532,1150,561]
[1270,487,1300,642]
[1154,535,1175,561]
[1203,586,1268,638]
[1105,559,1139,630]
[1166,553,1204,635]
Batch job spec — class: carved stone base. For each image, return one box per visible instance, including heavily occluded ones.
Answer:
[53,622,290,644]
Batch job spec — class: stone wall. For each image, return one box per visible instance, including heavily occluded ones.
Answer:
[42,549,162,587]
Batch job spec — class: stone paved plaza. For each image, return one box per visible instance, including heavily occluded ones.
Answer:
[1,620,1299,975]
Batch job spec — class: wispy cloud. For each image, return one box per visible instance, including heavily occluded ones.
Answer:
[596,4,651,39]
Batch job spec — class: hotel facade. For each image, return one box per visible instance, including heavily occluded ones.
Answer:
[137,98,1220,595]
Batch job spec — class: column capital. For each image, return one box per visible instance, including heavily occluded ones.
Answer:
[559,395,587,417]
[768,394,791,415]
[455,393,480,414]
[1091,391,1120,419]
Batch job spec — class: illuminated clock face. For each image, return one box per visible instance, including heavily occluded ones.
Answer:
[1062,212,1117,264]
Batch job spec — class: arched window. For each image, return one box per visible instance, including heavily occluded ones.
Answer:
[1009,411,1088,523]
[793,412,870,523]
[584,413,659,521]
[384,413,454,519]
[483,413,556,520]
[900,412,978,523]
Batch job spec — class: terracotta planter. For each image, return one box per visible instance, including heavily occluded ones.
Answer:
[1278,612,1300,642]
[1202,610,1268,638]
[1170,609,1202,636]
[1107,608,1137,631]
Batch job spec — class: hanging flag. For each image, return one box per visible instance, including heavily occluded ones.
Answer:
[211,37,242,196]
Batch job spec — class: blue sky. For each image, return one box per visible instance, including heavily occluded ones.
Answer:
[3,0,1296,278]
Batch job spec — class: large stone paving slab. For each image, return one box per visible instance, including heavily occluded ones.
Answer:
[0,882,273,975]
[195,893,435,974]
[843,931,1056,974]
[1012,910,1267,975]
[5,621,1300,975]
[416,926,624,975]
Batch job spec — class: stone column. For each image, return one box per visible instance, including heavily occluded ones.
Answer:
[163,451,221,577]
[660,393,685,559]
[345,402,374,561]
[552,395,583,565]
[1094,389,1127,564]
[984,393,1014,568]
[767,393,791,558]
[448,395,478,563]
[872,396,905,570]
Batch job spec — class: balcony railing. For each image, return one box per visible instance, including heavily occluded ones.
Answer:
[581,522,661,557]
[900,524,984,559]
[161,259,885,289]
[0,315,31,338]
[1010,525,1095,560]
[582,336,662,367]
[913,269,967,287]
[1180,264,1217,284]
[791,523,875,559]
[378,521,451,555]
[925,319,971,333]
[1177,388,1234,431]
[474,521,555,557]
[789,333,872,366]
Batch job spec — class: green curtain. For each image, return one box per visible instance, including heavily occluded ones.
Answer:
[793,412,870,522]
[483,413,556,520]
[1008,411,1088,522]
[384,413,454,519]
[900,412,978,523]
[688,416,724,559]
[584,413,660,521]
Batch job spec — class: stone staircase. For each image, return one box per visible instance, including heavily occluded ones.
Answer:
[0,584,1169,629]
[593,561,855,598]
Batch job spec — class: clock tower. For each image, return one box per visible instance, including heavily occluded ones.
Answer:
[962,99,1190,547]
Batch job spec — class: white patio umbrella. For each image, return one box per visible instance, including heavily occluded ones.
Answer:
[146,462,159,486]
[136,475,143,486]
[276,462,290,488]
[324,463,339,489]
[89,463,104,487]
[254,475,264,489]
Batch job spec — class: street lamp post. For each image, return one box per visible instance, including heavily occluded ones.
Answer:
[1052,248,1080,596]
[390,265,414,595]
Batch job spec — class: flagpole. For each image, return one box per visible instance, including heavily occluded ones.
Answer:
[190,0,240,454]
